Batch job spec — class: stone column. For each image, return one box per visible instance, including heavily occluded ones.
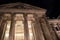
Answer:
[0,14,3,30]
[9,14,15,40]
[51,23,60,40]
[23,14,29,40]
[48,24,58,40]
[39,16,53,40]
[41,16,58,40]
[0,14,7,40]
[1,21,7,40]
[32,14,45,40]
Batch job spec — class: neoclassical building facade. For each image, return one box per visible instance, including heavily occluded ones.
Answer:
[0,2,60,40]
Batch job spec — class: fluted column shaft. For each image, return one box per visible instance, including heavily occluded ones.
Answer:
[32,14,45,40]
[23,14,30,40]
[0,14,7,40]
[9,14,15,40]
[39,16,53,40]
[51,24,60,40]
[41,16,58,40]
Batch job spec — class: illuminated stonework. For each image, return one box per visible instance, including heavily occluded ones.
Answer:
[0,2,60,40]
[48,19,60,39]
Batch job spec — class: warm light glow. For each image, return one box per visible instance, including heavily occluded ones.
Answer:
[5,33,33,37]
[7,25,10,29]
[4,21,11,40]
[15,21,24,40]
[15,33,24,36]
[5,33,9,37]
[29,33,33,36]
[4,20,33,40]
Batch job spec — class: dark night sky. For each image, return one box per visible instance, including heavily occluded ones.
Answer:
[0,0,60,19]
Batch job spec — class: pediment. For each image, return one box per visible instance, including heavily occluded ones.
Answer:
[0,2,44,10]
[0,2,47,17]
